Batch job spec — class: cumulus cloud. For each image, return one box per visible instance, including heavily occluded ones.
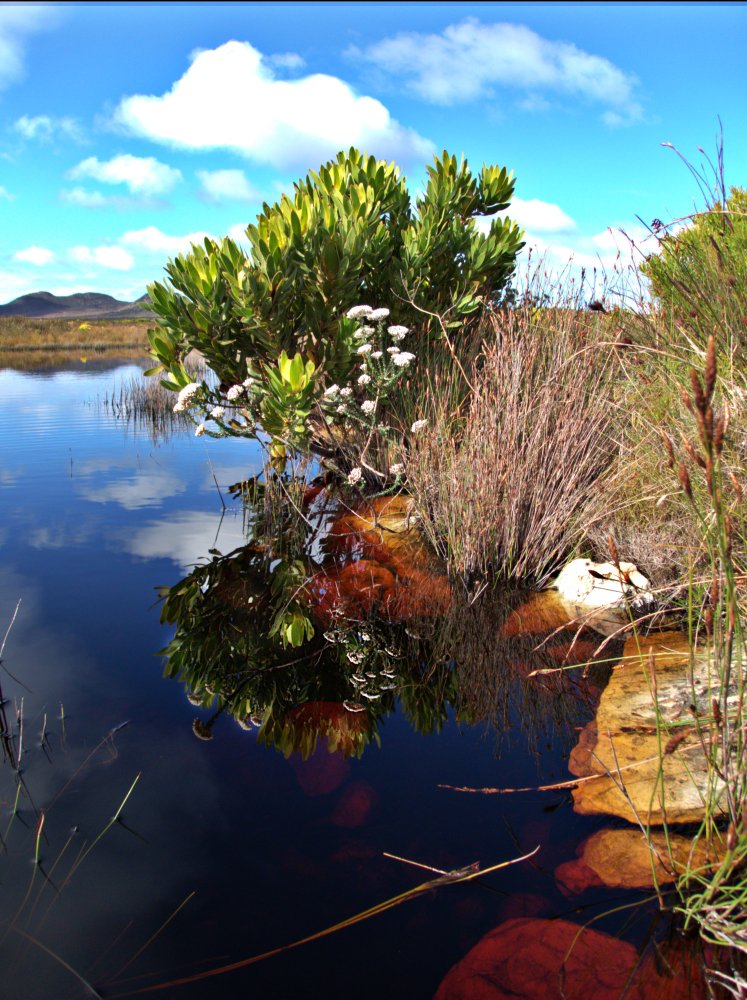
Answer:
[516,222,657,291]
[14,245,55,266]
[266,51,305,71]
[501,197,576,233]
[351,19,643,124]
[13,114,83,142]
[119,225,213,256]
[68,154,182,195]
[114,40,433,167]
[68,245,134,271]
[0,6,50,90]
[60,187,110,208]
[197,168,260,202]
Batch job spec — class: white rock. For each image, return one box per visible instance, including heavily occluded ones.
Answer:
[552,558,654,635]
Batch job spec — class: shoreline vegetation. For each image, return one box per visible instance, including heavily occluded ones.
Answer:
[4,142,746,991]
[0,316,152,370]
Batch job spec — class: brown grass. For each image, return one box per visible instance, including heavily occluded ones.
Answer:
[0,316,151,351]
[405,305,618,586]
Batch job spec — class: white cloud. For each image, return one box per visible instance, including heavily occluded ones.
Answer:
[126,511,250,574]
[266,51,305,71]
[68,245,134,271]
[119,225,214,256]
[226,223,250,244]
[515,222,658,299]
[501,197,576,233]
[197,168,260,202]
[0,6,50,90]
[0,270,35,303]
[60,187,110,208]
[14,245,55,266]
[13,114,82,142]
[114,40,433,167]
[79,469,186,511]
[351,19,642,124]
[68,154,182,195]
[0,185,14,201]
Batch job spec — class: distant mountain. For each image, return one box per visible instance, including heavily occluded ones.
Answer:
[0,291,153,319]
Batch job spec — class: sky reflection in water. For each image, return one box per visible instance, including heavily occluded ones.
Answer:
[0,363,675,999]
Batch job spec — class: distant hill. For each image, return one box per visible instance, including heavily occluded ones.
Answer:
[0,291,153,319]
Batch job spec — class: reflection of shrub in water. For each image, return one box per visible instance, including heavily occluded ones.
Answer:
[429,586,618,758]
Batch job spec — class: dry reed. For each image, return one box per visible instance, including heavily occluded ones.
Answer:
[405,304,618,585]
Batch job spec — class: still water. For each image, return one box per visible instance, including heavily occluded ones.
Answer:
[0,362,681,999]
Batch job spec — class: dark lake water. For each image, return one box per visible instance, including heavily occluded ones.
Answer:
[0,361,690,999]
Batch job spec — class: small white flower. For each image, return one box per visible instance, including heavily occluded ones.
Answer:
[226,385,243,401]
[361,400,376,415]
[369,307,390,321]
[392,352,415,367]
[354,325,375,339]
[357,373,372,386]
[356,343,373,355]
[323,383,340,397]
[195,424,206,437]
[386,346,400,355]
[336,404,347,414]
[173,401,186,413]
[387,325,409,339]
[347,467,363,485]
[411,419,428,434]
[340,387,354,398]
[242,376,255,388]
[210,406,226,420]
[346,305,373,319]
[370,350,383,360]
[177,382,200,405]
[389,463,405,476]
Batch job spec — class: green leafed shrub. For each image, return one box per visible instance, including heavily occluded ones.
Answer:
[146,147,523,402]
[640,186,747,360]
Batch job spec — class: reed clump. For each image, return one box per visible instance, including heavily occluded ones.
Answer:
[404,300,618,586]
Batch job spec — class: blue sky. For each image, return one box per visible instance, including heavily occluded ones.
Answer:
[0,2,745,303]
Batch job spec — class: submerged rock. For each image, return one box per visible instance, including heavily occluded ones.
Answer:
[569,631,735,824]
[555,827,723,893]
[436,916,708,999]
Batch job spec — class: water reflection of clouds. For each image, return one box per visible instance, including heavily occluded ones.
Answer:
[79,468,186,510]
[26,521,99,550]
[0,467,22,487]
[125,510,249,572]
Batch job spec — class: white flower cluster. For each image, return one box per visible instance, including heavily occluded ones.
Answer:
[360,399,376,415]
[346,305,373,319]
[392,352,415,368]
[173,382,201,413]
[347,467,363,485]
[210,406,226,420]
[411,419,428,434]
[226,385,244,402]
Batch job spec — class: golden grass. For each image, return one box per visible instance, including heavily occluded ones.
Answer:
[0,316,151,351]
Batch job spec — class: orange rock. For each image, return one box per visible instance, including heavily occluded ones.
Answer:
[569,631,730,824]
[555,827,722,893]
[435,917,638,999]
[436,917,708,1000]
